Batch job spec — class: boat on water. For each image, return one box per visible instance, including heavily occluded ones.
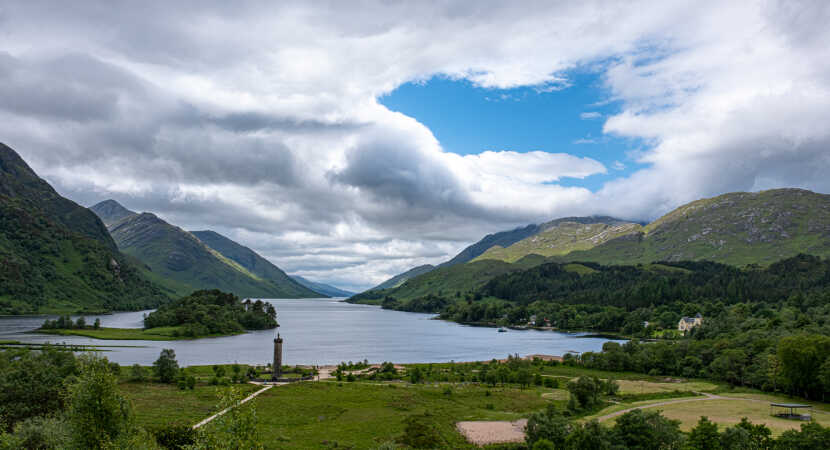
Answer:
[497,327,507,332]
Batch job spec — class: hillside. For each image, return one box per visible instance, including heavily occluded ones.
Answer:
[473,216,641,263]
[291,275,354,297]
[368,264,435,291]
[104,212,314,298]
[190,230,319,298]
[89,200,137,227]
[0,143,168,314]
[349,254,549,304]
[560,189,830,266]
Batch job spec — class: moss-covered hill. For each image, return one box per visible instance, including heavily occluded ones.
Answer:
[473,217,642,263]
[190,230,320,298]
[353,188,830,306]
[0,143,168,314]
[103,211,316,299]
[561,189,830,266]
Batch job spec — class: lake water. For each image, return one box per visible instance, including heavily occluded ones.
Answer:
[0,298,622,366]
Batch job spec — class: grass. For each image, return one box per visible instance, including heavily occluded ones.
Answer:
[245,381,551,449]
[37,326,243,340]
[120,381,260,428]
[601,398,830,435]
[615,379,718,395]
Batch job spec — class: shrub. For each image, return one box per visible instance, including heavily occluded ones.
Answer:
[399,414,443,449]
[150,423,197,450]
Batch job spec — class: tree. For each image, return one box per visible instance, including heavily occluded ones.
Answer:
[774,422,830,450]
[525,404,570,448]
[777,334,830,399]
[129,364,147,382]
[65,354,134,449]
[566,420,613,450]
[75,316,86,329]
[0,347,77,430]
[408,366,423,384]
[189,386,264,449]
[687,416,721,450]
[93,318,101,330]
[566,376,601,409]
[153,349,179,383]
[611,409,683,450]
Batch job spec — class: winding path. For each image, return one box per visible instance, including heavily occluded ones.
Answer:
[192,384,276,429]
[593,392,725,422]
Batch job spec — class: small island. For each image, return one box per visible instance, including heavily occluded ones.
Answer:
[38,289,278,340]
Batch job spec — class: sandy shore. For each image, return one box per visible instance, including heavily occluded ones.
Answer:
[456,419,527,446]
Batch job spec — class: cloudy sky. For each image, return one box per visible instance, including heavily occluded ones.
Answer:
[2,1,829,291]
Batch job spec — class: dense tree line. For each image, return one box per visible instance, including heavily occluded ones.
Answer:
[142,289,277,337]
[385,254,830,401]
[480,254,830,310]
[525,403,829,449]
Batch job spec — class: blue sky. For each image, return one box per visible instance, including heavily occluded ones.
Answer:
[380,71,646,191]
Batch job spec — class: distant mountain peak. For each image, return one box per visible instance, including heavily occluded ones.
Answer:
[90,199,137,227]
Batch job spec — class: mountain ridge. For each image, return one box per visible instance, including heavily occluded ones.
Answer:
[0,143,168,314]
[92,202,319,298]
[290,275,355,297]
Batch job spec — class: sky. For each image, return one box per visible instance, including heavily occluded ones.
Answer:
[1,1,829,291]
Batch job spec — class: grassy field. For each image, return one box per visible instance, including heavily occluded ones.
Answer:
[120,381,260,428]
[247,381,551,449]
[37,326,243,340]
[615,379,718,395]
[596,397,830,435]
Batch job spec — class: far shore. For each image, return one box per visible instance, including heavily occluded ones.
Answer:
[34,326,246,341]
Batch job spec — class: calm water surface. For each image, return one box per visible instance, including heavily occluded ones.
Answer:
[0,298,622,366]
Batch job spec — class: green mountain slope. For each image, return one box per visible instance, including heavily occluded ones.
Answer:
[349,254,550,304]
[365,224,546,291]
[103,211,313,298]
[190,230,320,298]
[473,217,642,263]
[290,275,354,297]
[561,189,830,265]
[369,264,435,291]
[90,199,137,227]
[0,143,168,314]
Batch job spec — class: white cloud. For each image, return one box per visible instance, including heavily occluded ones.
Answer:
[580,112,602,119]
[1,1,829,289]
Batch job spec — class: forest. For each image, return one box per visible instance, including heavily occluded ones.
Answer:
[382,254,830,401]
[142,289,277,337]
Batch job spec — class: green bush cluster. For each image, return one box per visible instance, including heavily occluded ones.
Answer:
[143,289,277,337]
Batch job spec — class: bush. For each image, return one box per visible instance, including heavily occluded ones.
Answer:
[149,423,197,450]
[153,349,179,384]
[399,414,443,449]
[186,376,196,390]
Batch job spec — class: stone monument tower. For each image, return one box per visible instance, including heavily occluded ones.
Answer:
[272,331,283,381]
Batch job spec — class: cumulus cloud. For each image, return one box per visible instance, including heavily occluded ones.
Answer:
[1,0,829,289]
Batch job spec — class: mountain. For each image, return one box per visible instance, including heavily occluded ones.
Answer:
[95,205,317,299]
[560,189,830,266]
[353,189,830,306]
[0,143,168,314]
[290,275,354,297]
[368,264,435,291]
[190,230,319,298]
[473,217,642,263]
[349,255,550,304]
[440,224,544,266]
[363,217,633,292]
[89,199,137,227]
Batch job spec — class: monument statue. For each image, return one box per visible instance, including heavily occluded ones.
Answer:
[272,329,283,381]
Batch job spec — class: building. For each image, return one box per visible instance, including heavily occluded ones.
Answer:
[678,313,703,333]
